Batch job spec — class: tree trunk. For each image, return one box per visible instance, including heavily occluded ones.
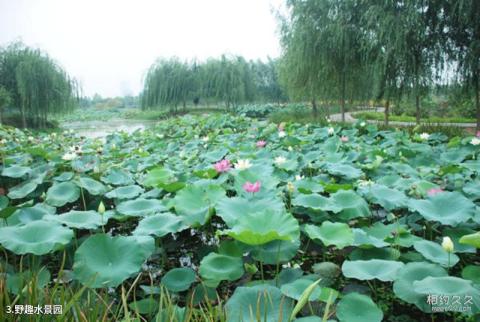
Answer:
[385,99,390,126]
[475,76,479,132]
[0,108,3,125]
[312,98,318,119]
[415,94,420,125]
[183,100,186,112]
[21,103,27,128]
[341,67,346,122]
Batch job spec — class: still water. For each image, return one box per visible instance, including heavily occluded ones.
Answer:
[62,119,155,139]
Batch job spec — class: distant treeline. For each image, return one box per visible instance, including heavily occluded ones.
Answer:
[141,56,287,112]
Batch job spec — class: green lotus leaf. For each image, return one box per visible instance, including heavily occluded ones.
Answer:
[408,192,476,226]
[71,155,100,173]
[280,278,322,301]
[117,198,166,217]
[133,212,187,237]
[413,276,480,313]
[365,184,408,210]
[292,194,330,211]
[293,179,324,194]
[293,317,322,322]
[352,228,389,248]
[101,168,134,186]
[7,269,51,295]
[76,177,107,195]
[161,267,196,292]
[413,240,460,267]
[199,253,244,282]
[54,172,74,182]
[342,259,404,281]
[143,167,173,188]
[393,262,447,312]
[349,247,401,261]
[216,196,284,227]
[73,233,154,288]
[128,298,158,315]
[459,232,480,248]
[327,190,371,220]
[325,163,362,180]
[336,292,383,322]
[0,221,73,255]
[234,164,279,197]
[463,181,480,200]
[225,285,294,322]
[44,210,104,229]
[7,180,38,199]
[443,227,477,253]
[6,203,55,225]
[222,209,299,245]
[462,265,480,284]
[2,165,31,178]
[173,184,225,226]
[251,239,300,264]
[105,185,144,200]
[304,221,353,249]
[45,182,80,207]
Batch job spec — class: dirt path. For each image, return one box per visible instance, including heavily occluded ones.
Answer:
[330,107,477,128]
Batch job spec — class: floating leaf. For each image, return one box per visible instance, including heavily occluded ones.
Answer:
[76,177,107,195]
[105,185,144,200]
[2,165,31,178]
[44,210,104,230]
[133,212,186,237]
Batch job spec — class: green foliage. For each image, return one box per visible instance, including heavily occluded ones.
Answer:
[0,42,78,128]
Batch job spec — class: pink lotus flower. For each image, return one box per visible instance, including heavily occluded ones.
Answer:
[243,181,261,193]
[340,136,349,143]
[476,131,480,138]
[427,188,444,196]
[256,140,266,148]
[214,159,231,173]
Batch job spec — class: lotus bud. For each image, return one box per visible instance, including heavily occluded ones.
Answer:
[41,192,46,200]
[98,201,106,215]
[287,182,295,193]
[442,236,454,253]
[244,263,258,275]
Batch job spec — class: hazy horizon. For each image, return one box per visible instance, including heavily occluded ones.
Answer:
[0,0,283,98]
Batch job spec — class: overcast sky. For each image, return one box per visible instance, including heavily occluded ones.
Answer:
[0,0,283,97]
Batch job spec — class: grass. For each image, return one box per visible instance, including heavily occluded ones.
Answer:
[355,111,476,124]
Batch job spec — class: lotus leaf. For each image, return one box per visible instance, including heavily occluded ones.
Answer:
[44,210,104,229]
[336,292,383,322]
[304,221,353,249]
[0,221,73,255]
[413,240,460,267]
[408,192,475,225]
[133,212,186,237]
[342,259,404,281]
[199,253,244,282]
[161,267,196,292]
[225,285,293,322]
[45,182,80,207]
[73,234,154,288]
[117,198,166,217]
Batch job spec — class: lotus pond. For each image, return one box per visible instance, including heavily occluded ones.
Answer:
[0,115,480,321]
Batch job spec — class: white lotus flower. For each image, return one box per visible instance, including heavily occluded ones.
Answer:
[27,136,34,141]
[295,175,304,181]
[62,152,77,161]
[327,127,335,135]
[234,159,252,170]
[202,136,209,142]
[470,137,480,146]
[360,121,366,127]
[274,156,287,166]
[156,134,164,139]
[419,132,430,140]
[288,146,293,151]
[278,131,286,138]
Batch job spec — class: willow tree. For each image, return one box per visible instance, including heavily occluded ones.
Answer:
[0,86,11,124]
[445,0,480,130]
[0,42,78,128]
[279,0,367,120]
